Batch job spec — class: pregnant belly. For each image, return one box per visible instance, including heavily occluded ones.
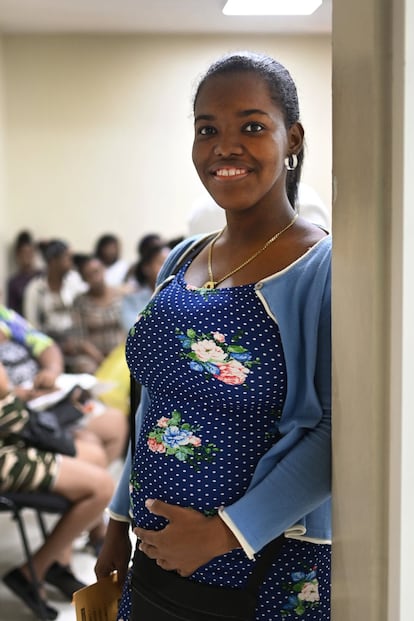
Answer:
[130,430,261,531]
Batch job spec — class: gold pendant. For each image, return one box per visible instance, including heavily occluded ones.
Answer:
[202,281,216,290]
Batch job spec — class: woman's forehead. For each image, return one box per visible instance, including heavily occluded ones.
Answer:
[195,72,272,109]
[194,73,279,116]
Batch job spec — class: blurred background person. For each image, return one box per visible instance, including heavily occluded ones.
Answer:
[6,231,43,317]
[70,256,125,375]
[94,234,129,290]
[0,303,127,468]
[0,360,115,619]
[0,302,128,557]
[124,232,165,287]
[121,241,171,332]
[23,240,86,371]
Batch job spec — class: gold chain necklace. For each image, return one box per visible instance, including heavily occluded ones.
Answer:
[202,213,298,289]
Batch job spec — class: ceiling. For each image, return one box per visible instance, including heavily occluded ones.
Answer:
[0,0,331,35]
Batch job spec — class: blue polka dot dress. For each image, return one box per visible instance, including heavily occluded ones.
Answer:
[119,263,331,620]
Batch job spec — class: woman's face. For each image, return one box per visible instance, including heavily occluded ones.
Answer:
[16,243,36,271]
[143,247,170,289]
[53,249,73,275]
[192,72,302,214]
[82,258,106,292]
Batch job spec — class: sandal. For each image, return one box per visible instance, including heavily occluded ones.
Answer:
[3,567,58,620]
[45,562,86,599]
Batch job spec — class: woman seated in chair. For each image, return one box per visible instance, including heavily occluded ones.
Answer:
[0,303,127,559]
[69,255,125,375]
[0,303,127,466]
[0,361,115,620]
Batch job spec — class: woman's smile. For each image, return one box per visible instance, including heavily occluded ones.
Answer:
[212,166,250,180]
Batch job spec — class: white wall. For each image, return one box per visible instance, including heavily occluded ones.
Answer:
[2,33,331,275]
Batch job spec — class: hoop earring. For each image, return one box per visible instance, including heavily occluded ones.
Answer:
[284,154,298,171]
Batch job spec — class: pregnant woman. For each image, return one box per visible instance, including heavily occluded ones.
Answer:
[96,51,332,621]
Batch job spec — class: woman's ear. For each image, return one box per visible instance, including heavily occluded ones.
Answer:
[288,122,304,154]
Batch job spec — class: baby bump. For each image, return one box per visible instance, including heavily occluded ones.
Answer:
[129,405,279,532]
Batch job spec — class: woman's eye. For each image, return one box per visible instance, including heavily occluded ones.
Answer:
[199,126,216,136]
[244,122,264,133]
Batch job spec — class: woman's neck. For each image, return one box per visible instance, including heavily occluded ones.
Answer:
[223,205,296,245]
[47,271,64,292]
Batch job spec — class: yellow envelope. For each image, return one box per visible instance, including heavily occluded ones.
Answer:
[73,572,122,621]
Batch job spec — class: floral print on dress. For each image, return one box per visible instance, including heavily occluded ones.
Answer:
[185,283,222,300]
[281,565,320,617]
[176,328,259,386]
[146,410,219,470]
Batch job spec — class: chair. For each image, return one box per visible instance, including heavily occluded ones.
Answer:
[0,491,71,621]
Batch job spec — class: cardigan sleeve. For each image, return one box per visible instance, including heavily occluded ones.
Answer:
[108,387,151,521]
[222,253,332,553]
[221,402,331,553]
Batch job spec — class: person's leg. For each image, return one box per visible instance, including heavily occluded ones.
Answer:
[83,405,128,464]
[73,436,116,554]
[74,435,108,467]
[3,454,115,618]
[17,455,115,582]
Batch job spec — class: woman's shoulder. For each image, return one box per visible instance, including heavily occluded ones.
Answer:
[261,235,331,292]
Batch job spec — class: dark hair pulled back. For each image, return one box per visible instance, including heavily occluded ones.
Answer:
[193,51,304,207]
[39,239,68,263]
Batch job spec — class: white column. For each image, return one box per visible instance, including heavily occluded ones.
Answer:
[388,1,414,618]
[332,0,414,619]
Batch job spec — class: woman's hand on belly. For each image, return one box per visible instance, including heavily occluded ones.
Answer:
[134,498,241,577]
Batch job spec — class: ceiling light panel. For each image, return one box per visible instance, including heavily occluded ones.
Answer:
[223,0,322,16]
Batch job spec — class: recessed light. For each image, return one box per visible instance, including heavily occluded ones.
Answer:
[223,0,323,16]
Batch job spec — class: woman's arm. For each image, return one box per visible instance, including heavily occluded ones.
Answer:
[94,518,132,584]
[33,342,64,389]
[0,362,11,399]
[108,385,151,518]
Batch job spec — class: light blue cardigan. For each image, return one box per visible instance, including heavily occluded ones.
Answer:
[109,234,332,554]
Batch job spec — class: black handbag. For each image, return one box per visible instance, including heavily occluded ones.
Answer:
[48,385,87,426]
[19,407,76,456]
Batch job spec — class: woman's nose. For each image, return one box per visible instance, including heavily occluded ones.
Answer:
[213,132,243,157]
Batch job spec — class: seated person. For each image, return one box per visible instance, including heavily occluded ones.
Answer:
[121,243,171,332]
[0,303,128,468]
[70,256,125,375]
[23,239,87,371]
[94,234,129,290]
[6,230,43,317]
[124,233,165,286]
[0,361,115,620]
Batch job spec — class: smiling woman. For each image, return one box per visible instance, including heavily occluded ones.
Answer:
[95,51,332,621]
